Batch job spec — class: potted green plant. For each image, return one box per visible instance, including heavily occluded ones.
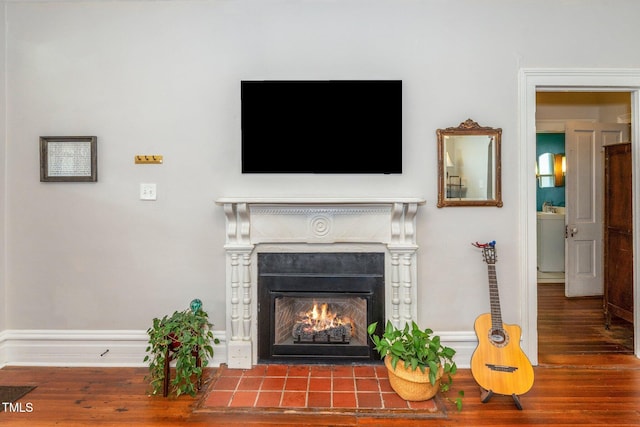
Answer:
[368,320,463,410]
[144,299,219,397]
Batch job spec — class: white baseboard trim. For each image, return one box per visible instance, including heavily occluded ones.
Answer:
[0,329,227,368]
[440,331,476,369]
[0,329,476,369]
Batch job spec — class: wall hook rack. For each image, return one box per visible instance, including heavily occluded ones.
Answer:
[135,155,163,164]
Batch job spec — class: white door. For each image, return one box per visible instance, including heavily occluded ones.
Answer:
[565,121,630,297]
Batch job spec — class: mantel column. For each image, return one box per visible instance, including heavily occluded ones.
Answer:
[221,202,254,369]
[387,201,420,328]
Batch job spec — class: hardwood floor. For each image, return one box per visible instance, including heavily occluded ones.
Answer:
[538,283,634,365]
[1,284,638,426]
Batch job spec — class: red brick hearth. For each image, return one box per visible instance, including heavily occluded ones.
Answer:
[202,364,441,413]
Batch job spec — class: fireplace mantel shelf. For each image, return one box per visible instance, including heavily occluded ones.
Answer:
[216,196,425,368]
[216,197,426,205]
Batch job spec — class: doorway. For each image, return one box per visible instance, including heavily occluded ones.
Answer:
[535,93,633,361]
[519,69,640,365]
[536,94,631,291]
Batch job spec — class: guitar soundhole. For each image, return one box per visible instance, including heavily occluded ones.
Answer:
[488,328,509,348]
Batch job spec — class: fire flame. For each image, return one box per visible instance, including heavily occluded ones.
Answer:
[299,303,353,333]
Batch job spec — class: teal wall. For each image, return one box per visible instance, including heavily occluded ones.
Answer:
[536,133,565,211]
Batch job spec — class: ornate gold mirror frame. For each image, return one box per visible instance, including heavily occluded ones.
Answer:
[437,119,502,207]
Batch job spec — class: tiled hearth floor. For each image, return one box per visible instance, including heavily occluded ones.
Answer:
[201,364,441,413]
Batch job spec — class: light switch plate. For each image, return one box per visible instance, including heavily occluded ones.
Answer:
[140,183,157,201]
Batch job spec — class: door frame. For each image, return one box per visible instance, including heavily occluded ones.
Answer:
[519,68,640,365]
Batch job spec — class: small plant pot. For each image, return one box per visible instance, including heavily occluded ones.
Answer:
[168,333,182,351]
[384,355,443,401]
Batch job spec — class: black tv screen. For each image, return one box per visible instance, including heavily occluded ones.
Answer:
[241,80,402,174]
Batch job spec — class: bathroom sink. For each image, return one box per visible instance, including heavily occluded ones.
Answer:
[537,211,565,218]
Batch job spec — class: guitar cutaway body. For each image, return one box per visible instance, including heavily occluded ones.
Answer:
[471,313,535,396]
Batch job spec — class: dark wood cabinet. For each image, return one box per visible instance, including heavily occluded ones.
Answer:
[603,142,633,327]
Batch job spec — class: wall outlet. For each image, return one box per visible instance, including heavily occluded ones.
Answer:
[140,183,157,201]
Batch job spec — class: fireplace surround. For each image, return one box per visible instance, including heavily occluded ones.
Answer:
[257,252,384,363]
[216,197,425,368]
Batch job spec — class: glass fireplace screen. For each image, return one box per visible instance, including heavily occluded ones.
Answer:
[274,296,367,346]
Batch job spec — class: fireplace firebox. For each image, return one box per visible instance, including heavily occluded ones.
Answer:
[258,252,385,364]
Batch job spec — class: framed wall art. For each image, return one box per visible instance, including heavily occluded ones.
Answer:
[40,136,97,182]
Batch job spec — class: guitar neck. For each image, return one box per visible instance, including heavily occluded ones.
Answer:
[487,264,503,330]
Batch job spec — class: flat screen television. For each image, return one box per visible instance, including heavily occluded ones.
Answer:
[241,80,402,174]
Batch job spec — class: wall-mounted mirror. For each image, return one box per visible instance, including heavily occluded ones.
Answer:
[538,152,555,188]
[537,152,565,187]
[437,119,502,207]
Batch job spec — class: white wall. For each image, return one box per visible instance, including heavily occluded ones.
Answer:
[0,4,6,335]
[2,0,640,366]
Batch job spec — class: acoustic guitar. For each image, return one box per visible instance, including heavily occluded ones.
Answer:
[470,241,534,408]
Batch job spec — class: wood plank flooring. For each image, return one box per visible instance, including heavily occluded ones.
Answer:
[538,283,634,365]
[0,284,638,426]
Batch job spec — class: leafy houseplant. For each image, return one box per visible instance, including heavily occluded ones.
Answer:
[368,320,463,410]
[144,300,219,397]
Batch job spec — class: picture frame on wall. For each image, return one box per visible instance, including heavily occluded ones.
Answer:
[40,136,97,182]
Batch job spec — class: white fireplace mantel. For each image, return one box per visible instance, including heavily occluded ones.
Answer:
[215,197,425,368]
